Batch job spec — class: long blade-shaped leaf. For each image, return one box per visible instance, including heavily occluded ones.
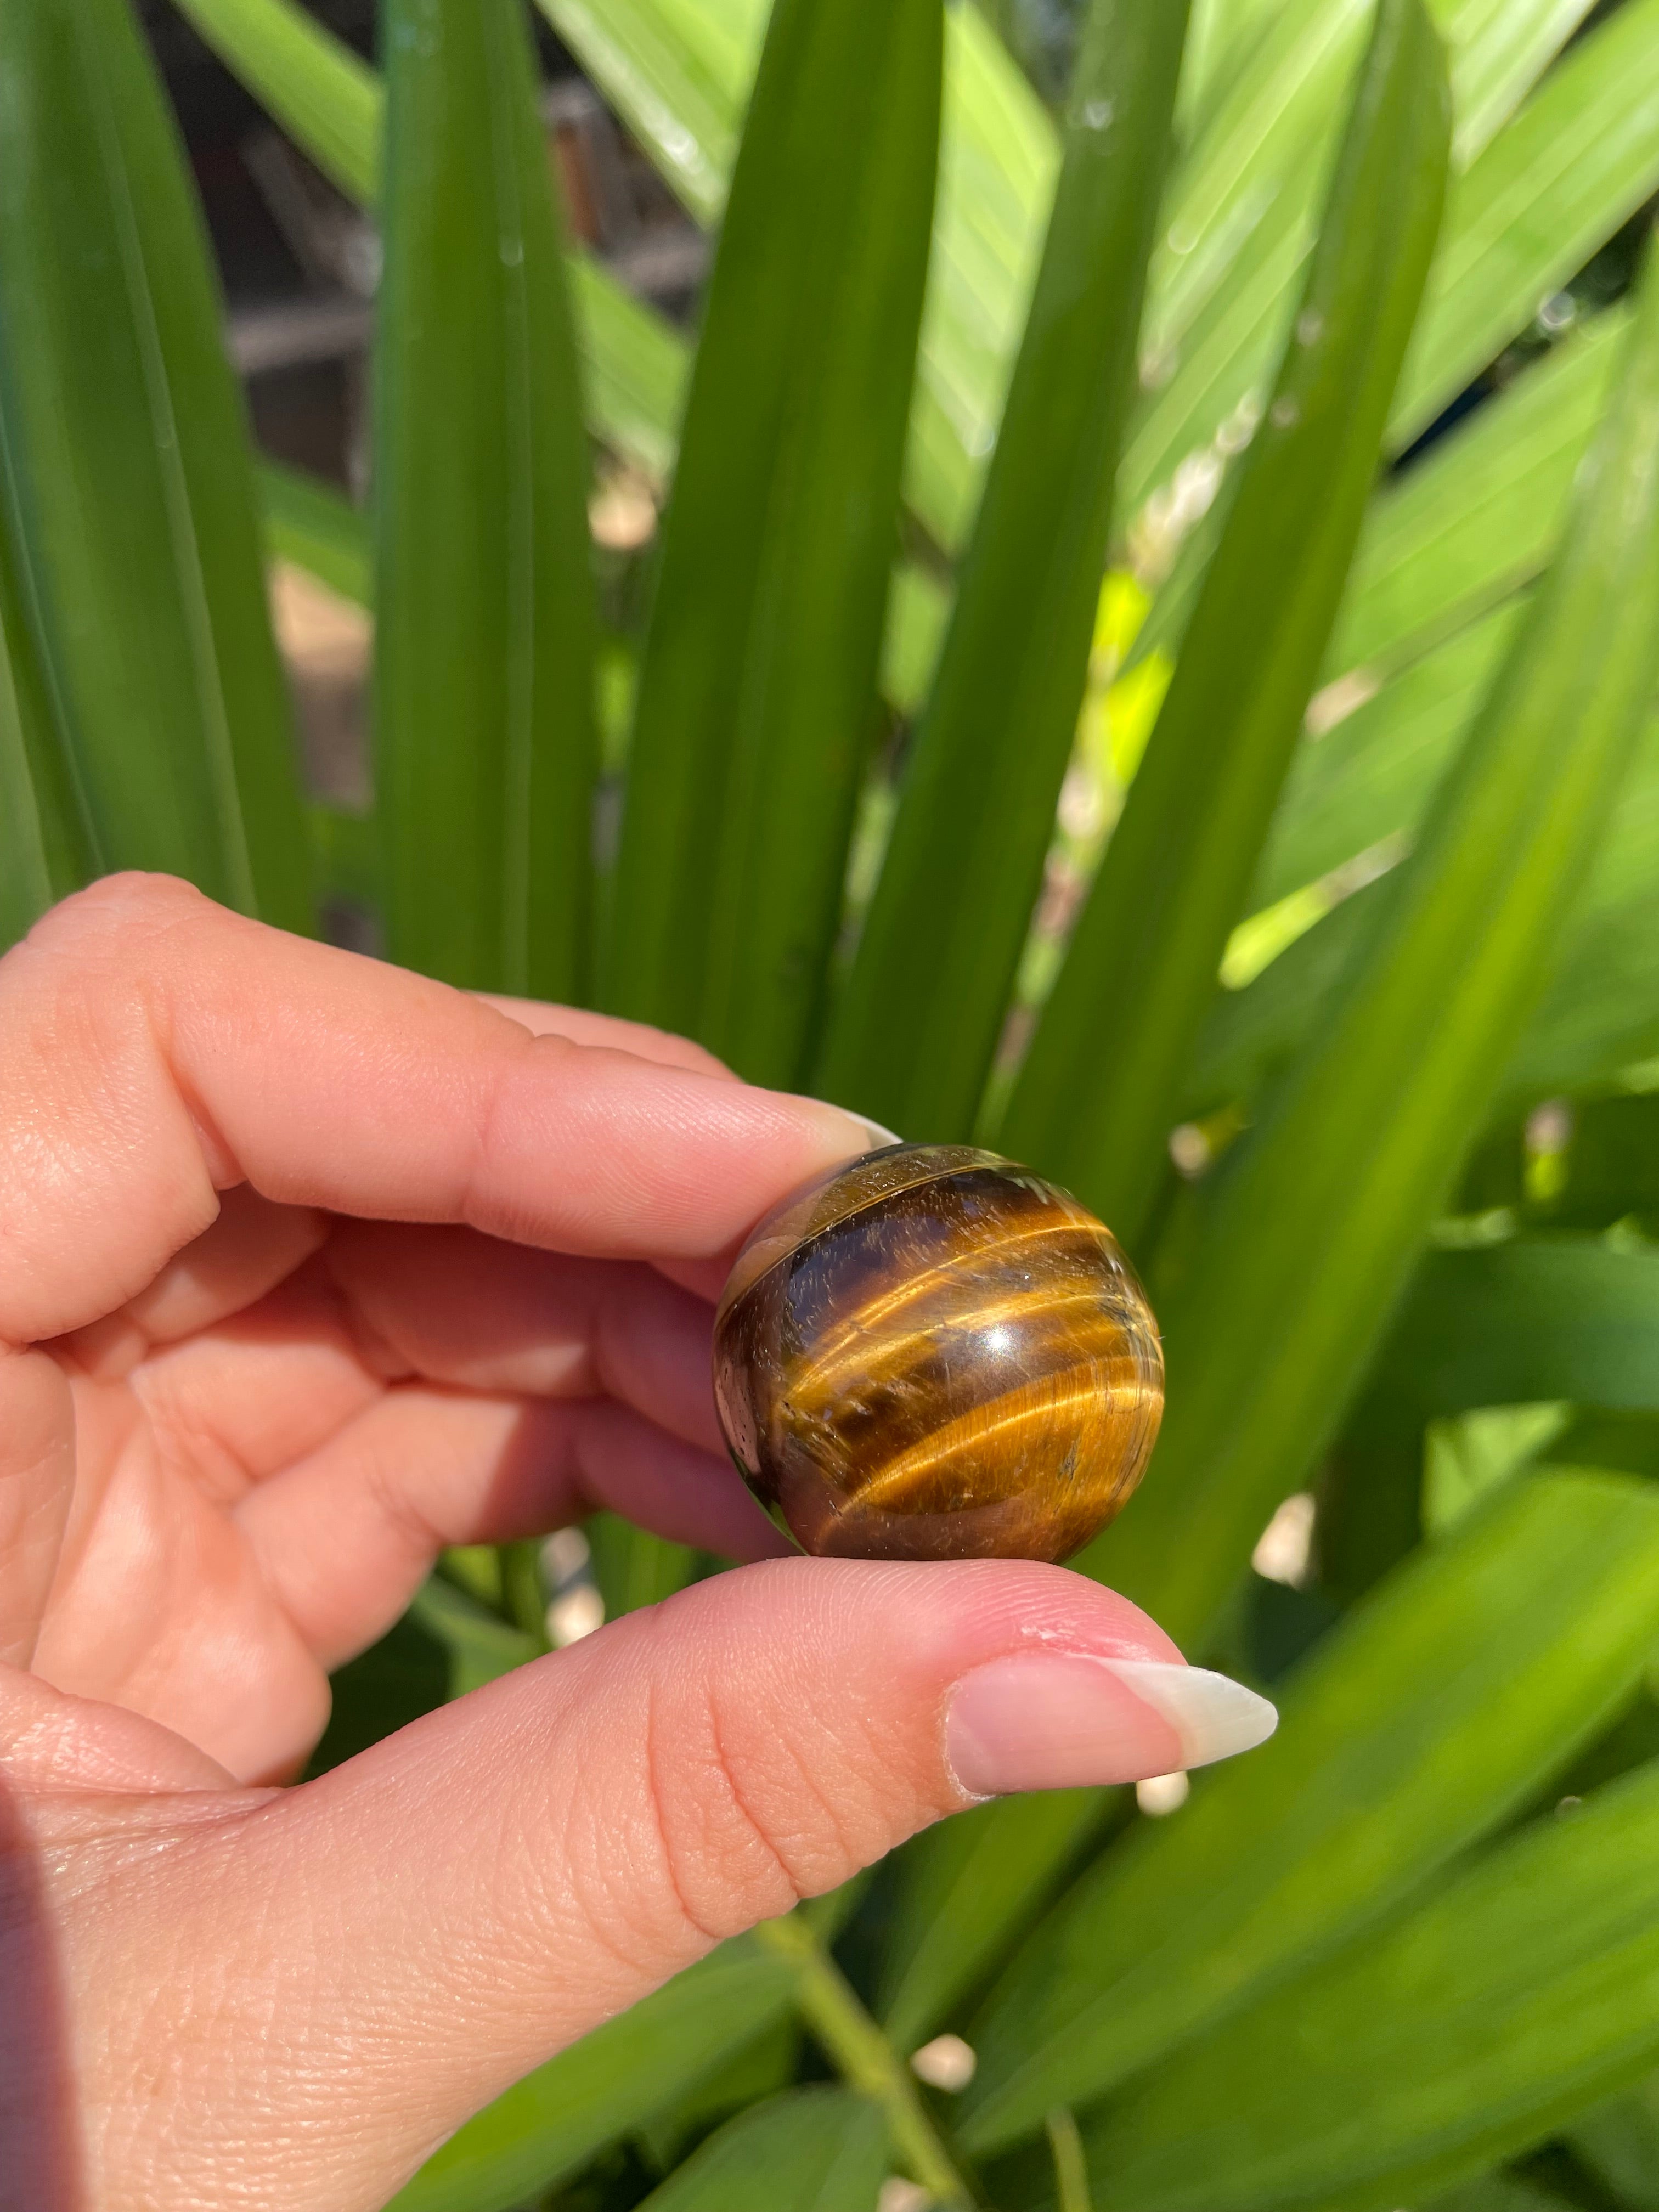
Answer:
[815,0,1190,1139]
[258,460,370,608]
[1074,1753,1659,2212]
[170,0,379,202]
[637,2089,887,2212]
[389,1937,797,2212]
[875,1788,1115,2058]
[603,0,939,1084]
[0,637,57,950]
[962,1470,1659,2152]
[1090,228,1659,1656]
[1374,1236,1659,1426]
[1334,308,1626,687]
[0,0,311,928]
[539,0,1056,559]
[1392,0,1659,447]
[1123,0,1645,529]
[374,0,596,996]
[1188,704,1659,1130]
[0,526,89,946]
[1004,0,1449,1251]
[175,0,687,486]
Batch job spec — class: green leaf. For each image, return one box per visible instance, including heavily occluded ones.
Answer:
[815,0,1191,1139]
[388,1936,798,2212]
[257,461,370,609]
[407,1573,540,1694]
[1074,1754,1659,2212]
[307,802,379,910]
[1336,307,1625,686]
[374,0,597,997]
[603,0,939,1085]
[637,2089,888,2212]
[1567,2075,1659,2212]
[1257,603,1520,909]
[1004,0,1449,1250]
[175,0,688,484]
[0,0,312,929]
[535,0,752,228]
[168,0,379,202]
[586,1514,698,1618]
[1189,707,1659,1127]
[0,662,52,950]
[876,1791,1116,2057]
[539,0,1056,558]
[1437,0,1600,167]
[1121,0,1624,527]
[566,253,688,489]
[1373,1236,1659,1426]
[1088,227,1659,1657]
[0,537,85,946]
[1392,0,1659,447]
[961,1469,1659,2152]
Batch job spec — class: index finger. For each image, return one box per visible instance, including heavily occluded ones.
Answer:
[0,875,880,1346]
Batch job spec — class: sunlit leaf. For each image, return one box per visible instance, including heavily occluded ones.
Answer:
[1089,229,1659,1655]
[1005,0,1449,1250]
[963,1471,1659,2150]
[1071,1754,1659,2212]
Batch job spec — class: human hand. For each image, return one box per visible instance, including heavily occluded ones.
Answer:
[0,874,1274,2211]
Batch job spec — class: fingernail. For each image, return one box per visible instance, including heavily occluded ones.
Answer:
[858,1116,904,1150]
[944,1653,1276,1799]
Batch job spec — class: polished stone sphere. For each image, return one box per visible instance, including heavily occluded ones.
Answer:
[713,1143,1163,1563]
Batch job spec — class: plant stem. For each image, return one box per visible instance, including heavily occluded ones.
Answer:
[1047,2107,1093,2212]
[498,1540,551,1654]
[755,1914,977,2208]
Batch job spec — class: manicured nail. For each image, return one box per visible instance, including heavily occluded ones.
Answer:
[944,1653,1277,1799]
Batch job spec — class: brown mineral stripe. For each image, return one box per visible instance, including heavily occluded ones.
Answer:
[713,1144,1164,1565]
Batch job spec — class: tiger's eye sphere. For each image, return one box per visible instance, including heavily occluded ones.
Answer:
[713,1143,1163,1564]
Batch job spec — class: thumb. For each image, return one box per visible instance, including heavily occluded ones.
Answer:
[76,1559,1276,2212]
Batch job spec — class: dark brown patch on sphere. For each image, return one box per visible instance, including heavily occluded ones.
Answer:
[713,1144,1163,1563]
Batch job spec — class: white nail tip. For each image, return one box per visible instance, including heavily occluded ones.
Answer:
[1102,1658,1278,1770]
[858,1116,905,1149]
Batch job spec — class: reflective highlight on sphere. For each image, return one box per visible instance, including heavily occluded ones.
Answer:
[713,1144,1164,1563]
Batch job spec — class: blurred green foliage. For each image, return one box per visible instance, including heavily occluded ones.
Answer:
[4,0,1659,2205]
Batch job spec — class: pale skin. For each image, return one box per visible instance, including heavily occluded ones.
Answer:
[1,873,1216,2212]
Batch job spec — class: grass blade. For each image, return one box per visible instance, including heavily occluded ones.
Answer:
[374,0,597,996]
[962,1470,1659,2151]
[0,0,311,928]
[603,0,940,1084]
[1089,227,1659,1655]
[1003,0,1449,1251]
[815,0,1191,1139]
[1074,1754,1659,2212]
